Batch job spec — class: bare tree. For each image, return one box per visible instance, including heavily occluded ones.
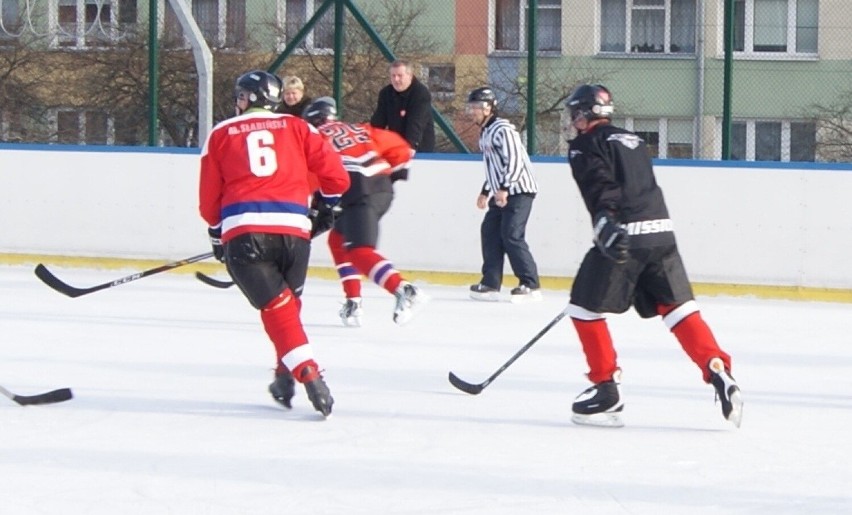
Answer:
[66,25,271,147]
[810,91,852,162]
[0,29,57,142]
[267,0,487,152]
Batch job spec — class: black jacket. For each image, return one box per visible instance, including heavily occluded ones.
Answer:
[277,96,312,117]
[370,77,435,152]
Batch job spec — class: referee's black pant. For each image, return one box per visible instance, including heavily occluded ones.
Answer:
[479,193,540,290]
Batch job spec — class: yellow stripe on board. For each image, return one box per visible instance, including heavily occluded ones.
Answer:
[2,253,850,304]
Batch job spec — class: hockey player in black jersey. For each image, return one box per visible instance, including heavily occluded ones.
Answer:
[564,84,742,428]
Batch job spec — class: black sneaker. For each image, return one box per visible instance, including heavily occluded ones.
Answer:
[571,371,624,428]
[469,283,500,302]
[268,369,295,409]
[301,366,334,418]
[509,284,542,303]
[708,357,743,428]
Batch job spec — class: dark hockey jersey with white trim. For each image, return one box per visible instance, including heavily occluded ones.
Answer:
[568,123,675,248]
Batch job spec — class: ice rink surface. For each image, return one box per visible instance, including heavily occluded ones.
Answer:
[1,264,850,514]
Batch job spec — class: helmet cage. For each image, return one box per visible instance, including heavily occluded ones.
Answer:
[567,84,613,122]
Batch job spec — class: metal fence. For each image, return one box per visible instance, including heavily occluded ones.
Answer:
[1,0,851,162]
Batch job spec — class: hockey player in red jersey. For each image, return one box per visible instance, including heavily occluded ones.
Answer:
[302,97,428,326]
[564,84,742,428]
[199,71,350,417]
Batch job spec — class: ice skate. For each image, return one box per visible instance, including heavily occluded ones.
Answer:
[393,282,428,325]
[300,366,333,418]
[469,283,500,302]
[708,357,743,428]
[268,368,296,409]
[509,284,542,304]
[571,372,624,428]
[339,297,363,327]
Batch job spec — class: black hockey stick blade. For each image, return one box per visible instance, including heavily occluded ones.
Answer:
[447,305,572,395]
[0,385,73,406]
[34,252,214,298]
[195,271,234,289]
[34,264,107,297]
[448,372,486,395]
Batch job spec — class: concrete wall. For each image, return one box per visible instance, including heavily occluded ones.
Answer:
[1,146,850,290]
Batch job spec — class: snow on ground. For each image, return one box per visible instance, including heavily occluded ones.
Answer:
[1,264,850,514]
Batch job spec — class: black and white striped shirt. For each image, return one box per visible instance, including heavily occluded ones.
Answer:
[478,117,538,196]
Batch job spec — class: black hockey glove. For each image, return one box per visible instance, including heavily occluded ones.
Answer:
[309,192,342,239]
[208,226,224,263]
[593,210,629,264]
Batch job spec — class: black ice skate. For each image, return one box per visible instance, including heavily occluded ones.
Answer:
[301,366,333,418]
[339,297,363,327]
[393,282,428,325]
[571,371,624,428]
[469,283,500,302]
[268,369,296,409]
[509,284,542,304]
[708,357,743,428]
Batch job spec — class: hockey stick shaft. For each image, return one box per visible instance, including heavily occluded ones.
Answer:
[448,305,572,395]
[34,252,214,298]
[0,385,73,405]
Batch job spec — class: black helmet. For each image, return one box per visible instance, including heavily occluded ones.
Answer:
[467,86,497,106]
[566,84,613,122]
[302,96,337,127]
[234,70,283,111]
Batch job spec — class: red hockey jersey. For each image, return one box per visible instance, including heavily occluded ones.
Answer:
[315,121,414,202]
[199,111,349,242]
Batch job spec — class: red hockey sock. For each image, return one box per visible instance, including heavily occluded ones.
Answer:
[348,246,403,294]
[260,289,311,373]
[658,302,731,382]
[572,318,619,384]
[328,229,362,298]
[290,359,320,383]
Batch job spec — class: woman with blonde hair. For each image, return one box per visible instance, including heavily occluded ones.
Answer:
[278,76,312,116]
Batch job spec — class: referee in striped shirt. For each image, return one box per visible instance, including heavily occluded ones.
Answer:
[466,86,542,303]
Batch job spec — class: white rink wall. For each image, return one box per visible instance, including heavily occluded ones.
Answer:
[1,145,850,290]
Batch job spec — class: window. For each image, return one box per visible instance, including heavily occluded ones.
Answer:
[600,0,696,54]
[55,0,136,48]
[426,65,456,100]
[165,0,246,49]
[493,0,562,52]
[614,117,695,158]
[1,0,21,41]
[55,109,111,145]
[284,0,333,51]
[726,119,816,161]
[732,0,818,55]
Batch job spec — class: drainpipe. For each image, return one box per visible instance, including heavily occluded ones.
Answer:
[695,0,705,158]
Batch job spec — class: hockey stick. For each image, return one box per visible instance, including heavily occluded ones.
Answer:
[195,271,234,289]
[448,305,572,395]
[0,385,73,406]
[34,252,214,298]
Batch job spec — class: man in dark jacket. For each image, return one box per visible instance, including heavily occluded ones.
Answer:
[370,60,435,152]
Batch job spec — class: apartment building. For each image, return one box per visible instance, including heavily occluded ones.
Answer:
[1,1,848,161]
